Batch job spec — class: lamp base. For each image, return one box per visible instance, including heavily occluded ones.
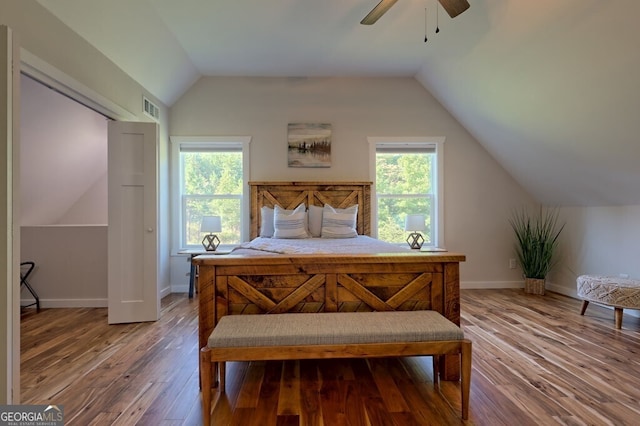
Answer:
[406,232,424,249]
[202,234,220,251]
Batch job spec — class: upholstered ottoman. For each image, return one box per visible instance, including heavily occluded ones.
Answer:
[577,275,640,329]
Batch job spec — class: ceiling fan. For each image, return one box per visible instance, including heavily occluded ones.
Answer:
[360,0,470,25]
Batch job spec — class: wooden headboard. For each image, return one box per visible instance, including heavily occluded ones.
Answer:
[249,181,372,239]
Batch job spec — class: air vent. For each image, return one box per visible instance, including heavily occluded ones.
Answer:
[143,96,160,121]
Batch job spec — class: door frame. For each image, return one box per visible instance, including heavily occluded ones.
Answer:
[1,24,19,405]
[20,49,136,122]
[3,45,142,402]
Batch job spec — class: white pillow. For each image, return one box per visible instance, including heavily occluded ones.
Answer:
[321,204,358,238]
[259,206,275,237]
[308,205,323,237]
[273,204,309,239]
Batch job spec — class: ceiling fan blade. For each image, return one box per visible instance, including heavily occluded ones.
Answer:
[438,0,470,18]
[360,0,399,25]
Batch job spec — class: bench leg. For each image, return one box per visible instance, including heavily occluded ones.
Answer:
[579,300,589,315]
[461,340,472,421]
[432,355,440,390]
[200,348,212,426]
[614,307,623,329]
[219,362,226,393]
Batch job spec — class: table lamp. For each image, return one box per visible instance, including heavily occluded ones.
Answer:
[201,216,222,251]
[404,214,425,249]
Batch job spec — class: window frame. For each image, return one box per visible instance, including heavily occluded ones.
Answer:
[368,137,445,248]
[170,136,251,254]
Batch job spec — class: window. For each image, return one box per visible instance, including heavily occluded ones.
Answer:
[171,136,251,251]
[368,137,444,247]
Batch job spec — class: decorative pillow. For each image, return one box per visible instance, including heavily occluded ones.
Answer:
[273,204,309,239]
[308,205,324,237]
[259,206,275,237]
[321,204,358,238]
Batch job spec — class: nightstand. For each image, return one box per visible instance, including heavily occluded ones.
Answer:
[179,249,233,298]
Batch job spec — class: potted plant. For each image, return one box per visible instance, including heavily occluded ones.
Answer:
[509,207,565,295]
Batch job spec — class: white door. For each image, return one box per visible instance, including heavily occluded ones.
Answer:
[108,121,159,324]
[0,24,20,404]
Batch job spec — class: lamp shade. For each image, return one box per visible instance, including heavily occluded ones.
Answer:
[404,214,425,232]
[201,216,222,233]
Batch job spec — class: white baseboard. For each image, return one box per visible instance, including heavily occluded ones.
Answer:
[459,280,639,321]
[30,282,636,321]
[160,286,172,298]
[21,285,173,309]
[21,298,108,308]
[545,282,577,298]
[461,281,523,289]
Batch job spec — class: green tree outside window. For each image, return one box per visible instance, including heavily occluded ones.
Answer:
[376,152,434,244]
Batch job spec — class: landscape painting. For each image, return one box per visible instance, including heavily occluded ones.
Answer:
[287,123,331,168]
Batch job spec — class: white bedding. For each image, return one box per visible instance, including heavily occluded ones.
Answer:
[232,235,410,255]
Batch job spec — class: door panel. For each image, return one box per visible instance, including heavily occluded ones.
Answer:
[108,121,159,324]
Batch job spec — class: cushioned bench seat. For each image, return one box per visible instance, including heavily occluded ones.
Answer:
[577,274,640,329]
[209,310,465,347]
[200,310,472,423]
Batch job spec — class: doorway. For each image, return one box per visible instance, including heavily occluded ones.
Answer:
[19,73,109,310]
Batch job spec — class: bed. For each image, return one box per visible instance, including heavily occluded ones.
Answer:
[194,181,466,380]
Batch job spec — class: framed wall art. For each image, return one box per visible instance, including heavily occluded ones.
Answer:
[287,123,331,168]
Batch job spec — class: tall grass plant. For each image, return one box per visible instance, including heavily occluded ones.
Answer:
[510,208,565,279]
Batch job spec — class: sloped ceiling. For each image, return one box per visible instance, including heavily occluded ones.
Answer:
[37,0,640,206]
[20,74,108,225]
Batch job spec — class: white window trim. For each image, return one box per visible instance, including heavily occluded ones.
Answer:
[367,137,445,248]
[170,136,251,254]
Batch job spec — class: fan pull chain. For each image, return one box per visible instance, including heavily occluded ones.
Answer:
[436,1,440,33]
[424,7,428,42]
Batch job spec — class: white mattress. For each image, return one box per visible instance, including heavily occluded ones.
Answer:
[232,235,411,255]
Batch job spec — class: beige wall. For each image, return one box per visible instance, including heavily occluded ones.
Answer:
[20,226,108,307]
[0,0,172,296]
[21,74,108,225]
[12,1,628,299]
[549,205,640,296]
[170,76,536,287]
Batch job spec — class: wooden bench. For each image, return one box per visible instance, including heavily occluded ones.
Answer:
[200,310,472,424]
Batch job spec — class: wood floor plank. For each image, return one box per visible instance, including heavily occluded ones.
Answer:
[252,361,282,426]
[362,396,397,425]
[366,358,410,413]
[139,367,198,424]
[317,360,348,426]
[298,359,323,426]
[235,361,265,409]
[277,360,301,416]
[20,289,640,425]
[342,379,368,426]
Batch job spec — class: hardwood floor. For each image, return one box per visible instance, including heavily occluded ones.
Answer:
[21,289,640,425]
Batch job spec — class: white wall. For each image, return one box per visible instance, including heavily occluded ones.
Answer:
[169,76,536,289]
[20,74,108,225]
[549,205,640,296]
[1,0,172,300]
[57,173,108,225]
[20,226,107,307]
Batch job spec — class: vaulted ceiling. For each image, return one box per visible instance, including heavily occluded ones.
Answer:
[36,0,640,206]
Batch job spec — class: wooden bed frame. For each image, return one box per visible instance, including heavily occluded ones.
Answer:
[249,181,373,238]
[195,181,466,380]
